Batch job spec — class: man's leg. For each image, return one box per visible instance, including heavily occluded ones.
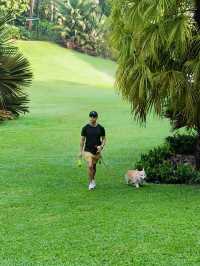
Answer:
[85,153,99,189]
[87,160,94,184]
[87,161,97,189]
[93,163,96,179]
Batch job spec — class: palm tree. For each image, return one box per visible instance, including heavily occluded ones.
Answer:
[38,0,61,22]
[61,0,100,54]
[0,13,32,119]
[110,0,200,168]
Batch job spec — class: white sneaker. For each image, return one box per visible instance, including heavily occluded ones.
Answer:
[92,180,96,188]
[88,183,94,190]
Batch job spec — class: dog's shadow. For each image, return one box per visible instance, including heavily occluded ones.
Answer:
[126,182,150,189]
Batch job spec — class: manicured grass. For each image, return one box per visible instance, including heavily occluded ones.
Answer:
[0,41,200,265]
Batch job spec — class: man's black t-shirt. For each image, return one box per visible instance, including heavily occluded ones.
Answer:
[81,124,105,155]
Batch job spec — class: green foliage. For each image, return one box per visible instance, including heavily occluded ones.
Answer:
[135,134,200,184]
[2,0,111,57]
[38,0,64,23]
[0,13,32,118]
[14,20,61,42]
[5,24,21,39]
[2,92,29,116]
[0,0,29,16]
[98,0,111,18]
[176,164,200,184]
[60,0,97,53]
[109,0,200,132]
[136,145,172,169]
[5,0,111,57]
[18,26,33,40]
[54,0,109,56]
[166,134,197,155]
[37,20,62,41]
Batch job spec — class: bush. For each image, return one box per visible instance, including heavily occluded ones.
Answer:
[17,21,62,42]
[18,26,33,40]
[166,134,196,155]
[37,20,61,42]
[175,164,198,184]
[5,24,21,39]
[135,134,200,184]
[136,144,172,168]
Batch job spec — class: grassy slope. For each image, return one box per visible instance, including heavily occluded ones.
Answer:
[0,41,200,265]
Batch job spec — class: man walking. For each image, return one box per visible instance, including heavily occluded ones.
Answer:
[79,111,106,190]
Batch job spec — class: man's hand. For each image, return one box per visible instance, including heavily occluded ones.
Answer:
[96,145,103,153]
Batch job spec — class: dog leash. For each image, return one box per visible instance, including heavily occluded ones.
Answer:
[76,151,116,177]
[99,155,116,177]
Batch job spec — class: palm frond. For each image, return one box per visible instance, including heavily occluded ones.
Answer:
[0,12,32,117]
[165,14,193,57]
[110,0,200,131]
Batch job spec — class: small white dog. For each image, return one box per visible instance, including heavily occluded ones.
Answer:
[125,169,146,188]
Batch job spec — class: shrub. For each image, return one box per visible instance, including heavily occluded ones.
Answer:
[5,24,21,39]
[18,26,33,40]
[166,134,196,155]
[37,20,61,42]
[135,135,200,184]
[136,144,172,168]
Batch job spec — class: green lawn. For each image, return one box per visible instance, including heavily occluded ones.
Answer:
[0,41,200,265]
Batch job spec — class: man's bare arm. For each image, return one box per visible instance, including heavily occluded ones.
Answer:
[101,136,106,149]
[97,136,106,153]
[79,136,86,157]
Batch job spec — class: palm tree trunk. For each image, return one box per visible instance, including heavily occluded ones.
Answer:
[28,0,36,30]
[50,1,54,22]
[194,0,200,29]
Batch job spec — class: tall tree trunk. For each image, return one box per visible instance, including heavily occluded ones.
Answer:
[194,0,200,29]
[50,1,54,22]
[28,0,36,30]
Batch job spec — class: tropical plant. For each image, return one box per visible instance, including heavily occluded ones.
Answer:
[37,0,64,23]
[110,0,200,168]
[5,24,21,39]
[0,0,29,16]
[60,0,105,55]
[135,143,200,185]
[0,13,32,119]
[98,0,111,21]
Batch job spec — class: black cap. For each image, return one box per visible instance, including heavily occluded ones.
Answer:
[89,111,98,118]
